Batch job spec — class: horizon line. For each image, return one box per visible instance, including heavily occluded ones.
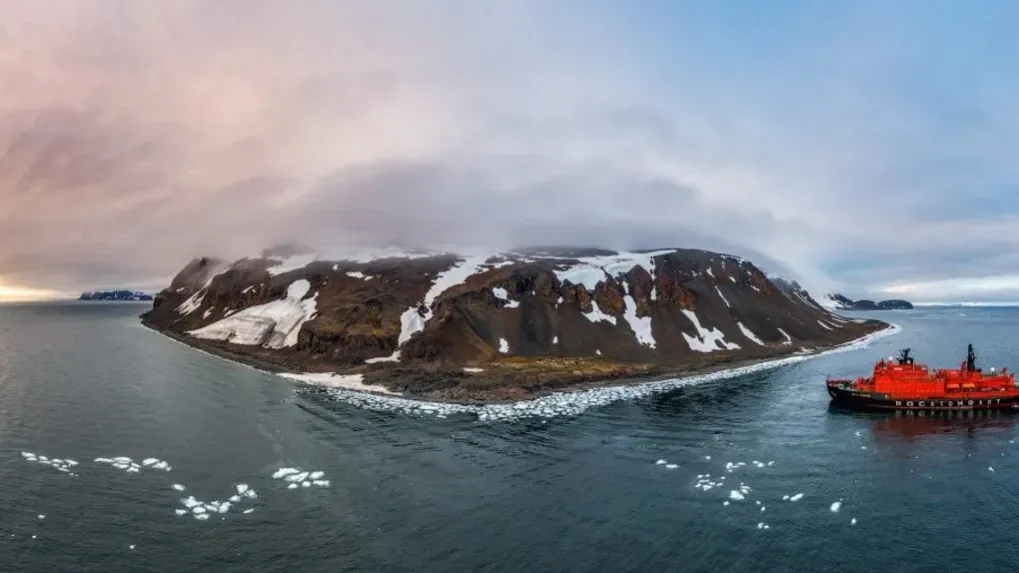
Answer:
[910,301,1019,307]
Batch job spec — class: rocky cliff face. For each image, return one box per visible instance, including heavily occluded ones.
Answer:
[140,246,886,401]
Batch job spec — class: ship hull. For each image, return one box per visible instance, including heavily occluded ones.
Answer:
[827,384,1019,411]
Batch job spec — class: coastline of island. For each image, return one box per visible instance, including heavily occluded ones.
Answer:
[142,314,898,420]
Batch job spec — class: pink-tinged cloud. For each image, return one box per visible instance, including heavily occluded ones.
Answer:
[3,1,1019,301]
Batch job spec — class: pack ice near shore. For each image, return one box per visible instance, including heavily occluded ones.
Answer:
[140,244,887,401]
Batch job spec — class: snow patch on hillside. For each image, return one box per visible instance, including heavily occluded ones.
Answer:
[266,254,319,276]
[622,295,655,347]
[188,279,318,349]
[492,287,520,308]
[175,261,234,315]
[366,352,400,363]
[737,321,766,345]
[552,249,675,291]
[680,310,740,352]
[715,286,731,308]
[584,300,617,325]
[397,256,492,346]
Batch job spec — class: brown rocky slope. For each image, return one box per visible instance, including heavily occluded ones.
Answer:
[139,245,888,402]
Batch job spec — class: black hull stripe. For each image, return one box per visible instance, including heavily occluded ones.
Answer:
[828,387,1019,411]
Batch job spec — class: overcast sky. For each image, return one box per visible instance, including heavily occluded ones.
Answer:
[2,1,1019,302]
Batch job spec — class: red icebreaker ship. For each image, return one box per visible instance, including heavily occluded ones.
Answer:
[826,345,1019,411]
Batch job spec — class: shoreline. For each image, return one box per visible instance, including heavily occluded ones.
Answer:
[141,316,899,416]
[291,321,903,421]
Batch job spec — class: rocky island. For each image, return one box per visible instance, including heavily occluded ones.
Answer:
[80,290,154,301]
[823,293,913,310]
[140,245,889,403]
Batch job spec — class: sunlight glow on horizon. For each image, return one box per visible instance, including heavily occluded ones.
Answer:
[0,284,67,302]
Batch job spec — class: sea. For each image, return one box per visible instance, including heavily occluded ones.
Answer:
[1,302,1018,572]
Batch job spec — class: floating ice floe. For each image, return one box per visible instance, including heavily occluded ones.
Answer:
[850,518,857,525]
[830,501,842,512]
[788,493,804,502]
[94,456,171,473]
[287,323,901,422]
[21,452,79,476]
[665,464,678,470]
[695,474,720,491]
[271,467,330,489]
[175,483,257,521]
[655,459,667,465]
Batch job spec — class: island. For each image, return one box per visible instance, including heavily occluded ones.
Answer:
[80,290,154,301]
[823,293,913,311]
[139,245,890,403]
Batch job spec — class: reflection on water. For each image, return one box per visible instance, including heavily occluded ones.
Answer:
[829,403,1019,440]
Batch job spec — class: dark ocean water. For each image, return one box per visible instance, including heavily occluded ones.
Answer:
[1,302,1018,572]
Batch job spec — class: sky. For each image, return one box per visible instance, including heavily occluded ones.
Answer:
[2,1,1019,302]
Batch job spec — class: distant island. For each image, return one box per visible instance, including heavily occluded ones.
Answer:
[79,290,154,301]
[823,293,913,311]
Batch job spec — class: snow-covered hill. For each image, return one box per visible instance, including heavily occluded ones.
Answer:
[140,245,886,401]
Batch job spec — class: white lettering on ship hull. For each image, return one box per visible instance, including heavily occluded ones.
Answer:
[893,398,1004,408]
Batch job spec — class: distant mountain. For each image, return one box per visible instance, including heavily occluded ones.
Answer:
[821,293,912,311]
[79,290,154,301]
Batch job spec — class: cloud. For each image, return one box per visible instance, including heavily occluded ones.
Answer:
[1,1,1019,301]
